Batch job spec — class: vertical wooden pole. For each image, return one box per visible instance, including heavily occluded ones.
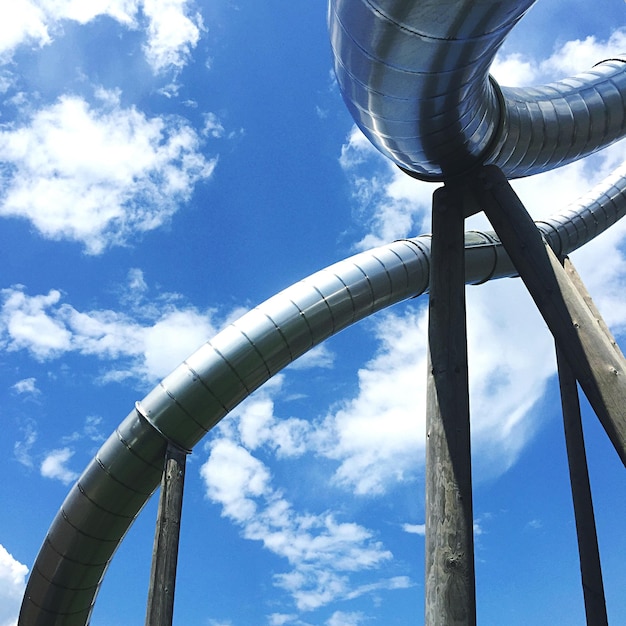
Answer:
[425,183,476,626]
[556,345,609,626]
[145,443,187,626]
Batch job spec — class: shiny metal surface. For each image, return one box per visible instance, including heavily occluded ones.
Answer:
[18,164,626,624]
[329,0,626,180]
[19,0,626,622]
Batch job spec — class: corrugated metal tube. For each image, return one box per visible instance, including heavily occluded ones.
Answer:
[329,0,626,180]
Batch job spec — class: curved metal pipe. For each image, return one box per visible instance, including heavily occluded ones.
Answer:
[329,0,626,180]
[18,164,626,624]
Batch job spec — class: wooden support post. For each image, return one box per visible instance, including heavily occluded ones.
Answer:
[145,443,187,626]
[470,165,626,466]
[556,343,608,626]
[425,183,476,626]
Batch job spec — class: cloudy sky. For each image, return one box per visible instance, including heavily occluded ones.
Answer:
[2,1,626,625]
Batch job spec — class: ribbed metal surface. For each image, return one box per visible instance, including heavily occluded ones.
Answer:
[329,0,626,180]
[537,161,626,256]
[19,0,626,623]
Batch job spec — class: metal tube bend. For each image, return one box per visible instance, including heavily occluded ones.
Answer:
[329,0,626,180]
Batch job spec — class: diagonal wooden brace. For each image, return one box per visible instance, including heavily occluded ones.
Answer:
[469,165,626,467]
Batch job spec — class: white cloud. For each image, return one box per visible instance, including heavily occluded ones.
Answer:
[493,27,626,86]
[201,438,272,523]
[0,0,50,58]
[0,0,203,72]
[540,29,626,78]
[317,309,428,495]
[0,92,215,254]
[309,261,551,495]
[142,0,203,72]
[126,268,149,297]
[0,1,136,59]
[142,309,215,379]
[226,378,313,458]
[490,52,538,87]
[402,523,425,536]
[40,447,79,484]
[0,284,218,383]
[0,544,28,626]
[338,125,377,171]
[0,289,71,359]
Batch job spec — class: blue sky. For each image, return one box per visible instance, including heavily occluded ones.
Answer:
[1,1,626,625]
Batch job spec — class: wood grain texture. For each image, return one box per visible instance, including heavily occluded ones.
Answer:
[425,184,476,626]
[145,445,187,626]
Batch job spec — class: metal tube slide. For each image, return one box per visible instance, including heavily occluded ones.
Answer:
[18,164,626,625]
[329,0,626,180]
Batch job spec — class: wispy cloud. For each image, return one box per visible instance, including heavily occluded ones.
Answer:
[287,345,335,371]
[326,611,365,626]
[200,435,397,612]
[268,614,300,626]
[61,415,107,446]
[339,126,432,250]
[0,90,215,254]
[11,377,39,396]
[202,112,226,138]
[14,419,38,469]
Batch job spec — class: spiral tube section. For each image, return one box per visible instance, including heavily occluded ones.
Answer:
[329,0,626,180]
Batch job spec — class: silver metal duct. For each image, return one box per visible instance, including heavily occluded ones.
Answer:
[19,0,626,623]
[329,0,626,180]
[18,164,626,624]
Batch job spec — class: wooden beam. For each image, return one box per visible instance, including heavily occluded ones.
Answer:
[145,444,187,626]
[425,183,476,626]
[556,343,608,626]
[470,165,626,466]
[562,257,625,360]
